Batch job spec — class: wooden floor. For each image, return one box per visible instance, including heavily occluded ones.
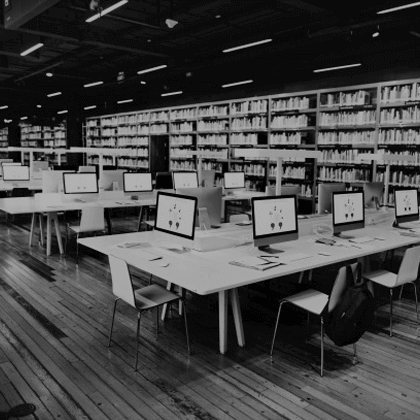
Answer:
[1,210,420,420]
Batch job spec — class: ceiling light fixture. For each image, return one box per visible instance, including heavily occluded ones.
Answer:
[377,2,420,14]
[20,116,28,120]
[222,79,253,88]
[140,80,146,85]
[372,25,380,37]
[84,105,97,110]
[0,105,8,110]
[20,42,44,57]
[86,0,129,23]
[117,99,133,104]
[4,119,12,123]
[161,91,182,97]
[137,64,167,75]
[57,110,68,115]
[37,105,42,108]
[165,18,178,28]
[84,80,104,88]
[46,72,53,77]
[223,39,272,53]
[313,63,362,73]
[47,91,62,97]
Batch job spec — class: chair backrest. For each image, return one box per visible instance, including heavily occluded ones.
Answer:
[79,206,105,233]
[108,255,136,307]
[396,245,420,286]
[11,187,30,197]
[229,214,249,223]
[155,172,173,190]
[328,262,358,313]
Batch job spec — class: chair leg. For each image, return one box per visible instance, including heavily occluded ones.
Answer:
[76,233,79,265]
[320,316,324,377]
[389,289,393,337]
[399,285,404,300]
[181,298,191,355]
[270,301,286,356]
[352,343,357,365]
[413,282,419,325]
[156,307,159,336]
[108,299,119,347]
[135,312,142,371]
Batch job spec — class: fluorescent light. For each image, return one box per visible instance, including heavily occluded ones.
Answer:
[313,63,361,73]
[161,91,183,97]
[84,81,103,88]
[222,79,253,88]
[0,105,8,110]
[4,119,12,123]
[223,39,272,53]
[47,91,62,97]
[20,42,44,57]
[46,72,53,77]
[37,105,42,108]
[57,110,68,115]
[377,2,420,14]
[137,64,167,75]
[117,99,133,104]
[86,0,129,23]
[84,105,97,110]
[140,80,146,85]
[20,116,28,120]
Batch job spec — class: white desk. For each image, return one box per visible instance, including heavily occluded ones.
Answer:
[0,194,156,256]
[78,220,420,354]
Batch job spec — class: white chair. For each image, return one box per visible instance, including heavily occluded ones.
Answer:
[66,206,105,264]
[229,214,249,224]
[363,245,420,336]
[107,255,191,371]
[270,263,358,377]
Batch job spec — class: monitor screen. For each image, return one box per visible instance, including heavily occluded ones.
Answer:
[172,171,199,189]
[154,191,198,240]
[2,165,30,181]
[252,195,298,252]
[123,172,153,193]
[63,173,99,194]
[224,171,245,189]
[318,183,346,214]
[176,186,223,227]
[394,188,419,225]
[332,191,365,236]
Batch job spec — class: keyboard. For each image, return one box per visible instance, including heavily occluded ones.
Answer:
[349,236,375,244]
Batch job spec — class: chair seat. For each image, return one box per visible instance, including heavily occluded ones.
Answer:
[364,269,397,288]
[68,225,104,234]
[135,284,180,310]
[283,289,329,315]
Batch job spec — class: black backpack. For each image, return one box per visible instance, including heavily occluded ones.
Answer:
[325,262,375,347]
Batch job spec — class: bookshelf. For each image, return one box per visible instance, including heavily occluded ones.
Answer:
[0,127,8,158]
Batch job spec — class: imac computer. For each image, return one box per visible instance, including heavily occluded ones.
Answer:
[172,171,199,189]
[332,191,365,238]
[2,165,30,182]
[63,173,99,195]
[155,172,173,190]
[224,171,245,193]
[393,188,419,228]
[99,169,125,191]
[123,172,153,193]
[317,183,346,214]
[0,161,20,178]
[364,182,384,209]
[176,186,223,228]
[154,191,198,243]
[251,195,299,253]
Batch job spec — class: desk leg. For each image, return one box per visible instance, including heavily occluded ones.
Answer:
[52,213,64,255]
[219,290,228,354]
[230,288,245,347]
[105,209,112,234]
[161,282,172,321]
[137,206,144,232]
[29,213,36,247]
[39,215,45,247]
[46,214,52,256]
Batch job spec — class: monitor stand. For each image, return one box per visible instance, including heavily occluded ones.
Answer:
[392,220,411,229]
[258,245,284,254]
[333,232,355,240]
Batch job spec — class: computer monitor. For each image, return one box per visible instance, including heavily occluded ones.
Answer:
[364,182,384,209]
[393,188,419,227]
[154,191,198,241]
[99,169,125,191]
[2,165,30,182]
[251,195,299,253]
[332,191,365,238]
[63,173,99,194]
[266,185,300,197]
[123,172,153,193]
[318,183,346,214]
[78,166,96,173]
[172,171,199,189]
[42,170,75,193]
[155,172,174,190]
[224,171,245,190]
[176,187,223,227]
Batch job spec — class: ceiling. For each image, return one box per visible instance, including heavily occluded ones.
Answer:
[1,0,420,123]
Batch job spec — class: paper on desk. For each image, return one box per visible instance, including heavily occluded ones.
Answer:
[229,257,282,271]
[116,241,152,249]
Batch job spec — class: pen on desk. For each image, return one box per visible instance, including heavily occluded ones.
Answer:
[351,244,362,249]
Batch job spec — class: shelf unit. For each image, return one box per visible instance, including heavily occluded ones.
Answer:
[20,122,68,165]
[0,127,8,158]
[84,77,420,211]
